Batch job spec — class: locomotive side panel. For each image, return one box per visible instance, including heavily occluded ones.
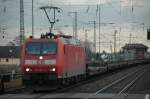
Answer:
[56,39,65,79]
[64,45,86,78]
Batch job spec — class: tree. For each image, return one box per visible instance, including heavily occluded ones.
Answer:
[6,41,15,46]
[6,35,24,46]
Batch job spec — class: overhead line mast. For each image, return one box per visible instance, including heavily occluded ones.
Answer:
[68,12,78,39]
[32,0,34,38]
[20,0,25,69]
[89,21,96,52]
[114,30,117,53]
[98,0,101,54]
[20,0,24,45]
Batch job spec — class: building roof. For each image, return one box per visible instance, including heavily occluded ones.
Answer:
[122,43,148,50]
[0,46,20,58]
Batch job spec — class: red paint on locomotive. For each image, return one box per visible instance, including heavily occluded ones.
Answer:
[21,37,86,87]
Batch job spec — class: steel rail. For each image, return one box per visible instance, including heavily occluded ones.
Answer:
[85,66,147,99]
[114,69,148,99]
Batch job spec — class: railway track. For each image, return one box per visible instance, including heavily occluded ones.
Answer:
[51,65,143,93]
[54,64,147,93]
[3,64,145,94]
[27,64,147,99]
[1,64,149,99]
[86,65,149,99]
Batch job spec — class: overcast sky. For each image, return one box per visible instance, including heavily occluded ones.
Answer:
[0,0,150,52]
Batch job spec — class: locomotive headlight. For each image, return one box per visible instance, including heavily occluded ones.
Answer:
[26,68,30,72]
[52,68,56,71]
[50,68,56,72]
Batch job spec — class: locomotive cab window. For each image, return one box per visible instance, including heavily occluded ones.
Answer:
[26,42,57,55]
[42,43,57,54]
[26,43,41,55]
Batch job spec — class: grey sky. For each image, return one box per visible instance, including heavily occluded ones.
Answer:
[0,0,150,52]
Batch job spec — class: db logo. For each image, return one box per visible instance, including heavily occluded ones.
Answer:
[38,60,44,64]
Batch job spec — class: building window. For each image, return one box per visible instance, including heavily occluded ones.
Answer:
[6,58,9,62]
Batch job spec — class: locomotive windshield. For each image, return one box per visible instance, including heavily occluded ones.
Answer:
[26,42,57,55]
[26,43,41,54]
[42,43,57,54]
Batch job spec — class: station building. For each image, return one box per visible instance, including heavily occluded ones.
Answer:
[122,43,148,60]
[0,46,20,66]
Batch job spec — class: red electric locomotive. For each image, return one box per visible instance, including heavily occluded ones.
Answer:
[21,33,86,89]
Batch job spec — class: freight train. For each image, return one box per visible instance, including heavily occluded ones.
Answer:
[21,33,150,90]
